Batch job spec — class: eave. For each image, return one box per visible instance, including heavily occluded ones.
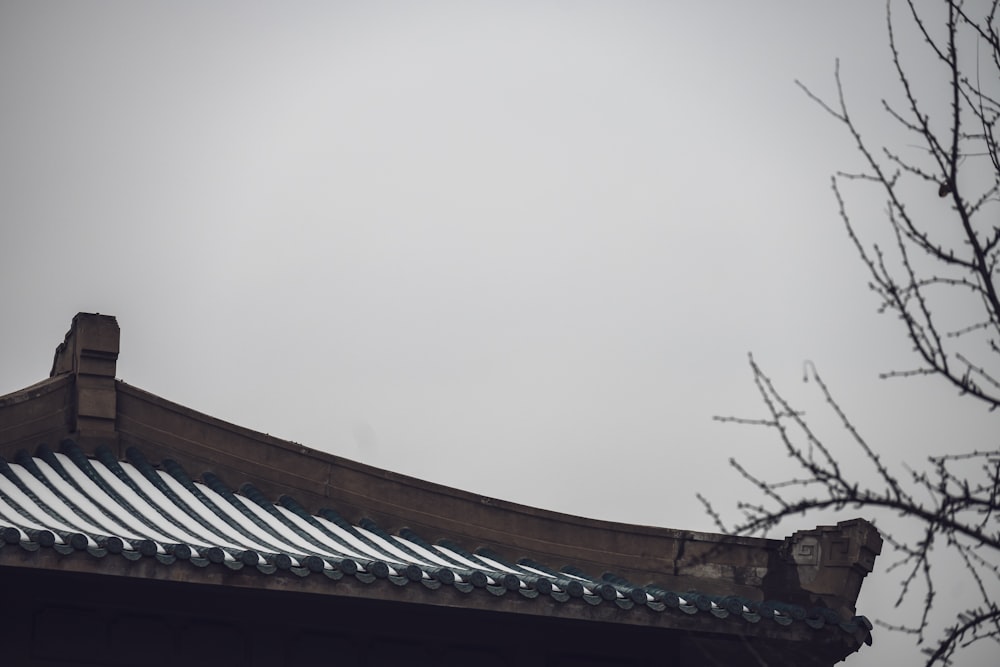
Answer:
[0,313,883,665]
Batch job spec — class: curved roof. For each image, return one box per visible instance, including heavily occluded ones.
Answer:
[0,439,870,640]
[0,313,883,666]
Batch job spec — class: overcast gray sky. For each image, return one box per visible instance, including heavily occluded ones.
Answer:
[1,2,995,664]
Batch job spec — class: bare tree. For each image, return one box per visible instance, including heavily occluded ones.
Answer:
[701,2,1000,665]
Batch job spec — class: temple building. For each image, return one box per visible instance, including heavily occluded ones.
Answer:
[0,313,882,666]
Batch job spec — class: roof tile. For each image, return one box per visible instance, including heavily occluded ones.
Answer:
[0,439,872,644]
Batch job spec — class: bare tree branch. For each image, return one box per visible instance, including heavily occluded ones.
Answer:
[708,3,1000,664]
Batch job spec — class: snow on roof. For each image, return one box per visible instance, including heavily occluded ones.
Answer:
[0,439,871,639]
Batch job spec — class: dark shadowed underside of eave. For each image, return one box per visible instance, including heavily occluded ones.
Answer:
[0,565,868,667]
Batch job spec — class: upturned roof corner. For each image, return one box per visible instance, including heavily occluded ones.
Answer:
[781,518,884,617]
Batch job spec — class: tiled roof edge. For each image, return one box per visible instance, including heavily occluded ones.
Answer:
[0,439,873,646]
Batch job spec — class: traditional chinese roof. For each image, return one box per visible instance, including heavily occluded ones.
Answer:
[0,313,884,666]
[0,439,872,640]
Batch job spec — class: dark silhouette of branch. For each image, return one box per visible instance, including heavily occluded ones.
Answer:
[708,2,1000,665]
[708,357,1000,665]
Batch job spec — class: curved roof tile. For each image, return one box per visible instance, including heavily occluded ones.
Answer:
[0,439,872,642]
